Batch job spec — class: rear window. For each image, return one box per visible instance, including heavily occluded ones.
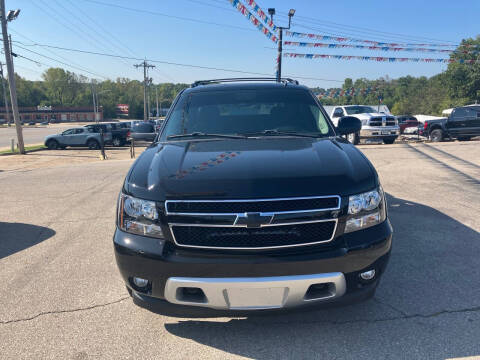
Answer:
[132,123,155,133]
[162,88,333,139]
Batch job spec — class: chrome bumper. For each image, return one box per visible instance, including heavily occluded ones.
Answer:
[360,126,399,138]
[164,272,346,310]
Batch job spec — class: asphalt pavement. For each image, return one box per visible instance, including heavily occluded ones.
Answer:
[0,141,479,359]
[0,125,72,148]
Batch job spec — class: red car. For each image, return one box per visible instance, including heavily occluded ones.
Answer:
[396,115,419,134]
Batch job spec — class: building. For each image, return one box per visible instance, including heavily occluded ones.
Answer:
[0,105,103,123]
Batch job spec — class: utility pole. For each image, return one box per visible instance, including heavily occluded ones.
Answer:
[268,8,295,82]
[0,62,10,126]
[146,78,152,120]
[0,3,24,153]
[134,60,155,121]
[91,81,97,123]
[155,86,159,118]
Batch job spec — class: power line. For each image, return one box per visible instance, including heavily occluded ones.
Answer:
[13,39,344,82]
[79,0,256,32]
[9,28,109,79]
[50,0,135,68]
[289,14,457,44]
[64,0,174,82]
[32,0,136,75]
[13,43,109,79]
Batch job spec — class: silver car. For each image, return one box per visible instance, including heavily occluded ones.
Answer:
[44,127,103,150]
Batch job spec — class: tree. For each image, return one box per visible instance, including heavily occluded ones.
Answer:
[42,68,84,106]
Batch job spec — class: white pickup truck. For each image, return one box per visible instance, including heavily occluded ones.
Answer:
[324,105,400,145]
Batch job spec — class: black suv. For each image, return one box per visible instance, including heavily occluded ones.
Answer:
[114,78,392,311]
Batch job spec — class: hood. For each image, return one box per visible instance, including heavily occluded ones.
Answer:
[354,112,388,120]
[126,138,377,201]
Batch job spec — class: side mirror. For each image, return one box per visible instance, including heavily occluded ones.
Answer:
[337,116,362,135]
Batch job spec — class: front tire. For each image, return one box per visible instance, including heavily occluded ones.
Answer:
[112,137,124,147]
[347,131,359,145]
[430,129,443,142]
[46,139,59,150]
[87,139,100,150]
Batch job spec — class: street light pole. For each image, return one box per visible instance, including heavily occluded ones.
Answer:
[0,3,24,153]
[269,8,295,82]
[0,62,10,126]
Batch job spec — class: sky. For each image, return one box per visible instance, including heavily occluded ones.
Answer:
[6,0,480,88]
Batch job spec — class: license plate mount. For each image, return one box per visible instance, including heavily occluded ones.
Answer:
[226,287,287,309]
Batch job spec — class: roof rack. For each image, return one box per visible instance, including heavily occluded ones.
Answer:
[191,77,299,87]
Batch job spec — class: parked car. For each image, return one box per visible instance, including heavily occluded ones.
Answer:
[396,115,419,134]
[28,121,36,126]
[114,78,392,311]
[40,121,49,125]
[326,105,399,145]
[423,105,480,142]
[154,119,164,132]
[105,122,130,147]
[118,121,131,129]
[84,123,113,145]
[44,127,102,150]
[128,122,156,142]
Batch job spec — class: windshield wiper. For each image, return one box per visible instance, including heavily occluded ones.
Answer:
[167,132,247,140]
[241,129,325,138]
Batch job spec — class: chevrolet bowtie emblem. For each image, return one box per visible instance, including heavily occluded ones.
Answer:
[234,212,273,228]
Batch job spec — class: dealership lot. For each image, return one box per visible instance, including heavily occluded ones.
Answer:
[0,142,479,359]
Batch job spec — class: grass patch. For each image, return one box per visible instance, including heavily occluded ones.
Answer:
[0,144,46,155]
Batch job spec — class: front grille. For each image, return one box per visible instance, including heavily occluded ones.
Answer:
[166,197,339,214]
[171,221,337,249]
[369,117,396,127]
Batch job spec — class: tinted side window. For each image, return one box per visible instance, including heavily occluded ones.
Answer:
[132,123,155,133]
[452,108,468,119]
[333,108,344,118]
[74,129,84,134]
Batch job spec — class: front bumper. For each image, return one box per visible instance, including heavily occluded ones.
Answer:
[114,219,392,310]
[360,126,399,138]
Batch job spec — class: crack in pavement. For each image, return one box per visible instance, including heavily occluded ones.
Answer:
[0,296,130,325]
[244,304,480,327]
[2,296,479,327]
[373,297,409,317]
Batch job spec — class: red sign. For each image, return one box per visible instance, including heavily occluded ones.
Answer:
[116,104,129,116]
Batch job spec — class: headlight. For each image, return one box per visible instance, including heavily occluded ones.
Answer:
[345,187,386,233]
[117,193,163,238]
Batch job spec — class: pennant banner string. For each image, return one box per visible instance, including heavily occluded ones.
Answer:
[245,0,277,31]
[228,0,278,43]
[284,52,479,64]
[283,41,479,54]
[285,30,457,48]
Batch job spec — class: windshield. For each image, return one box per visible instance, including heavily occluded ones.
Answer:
[161,89,334,140]
[344,106,376,115]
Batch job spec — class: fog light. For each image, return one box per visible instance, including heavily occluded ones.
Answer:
[133,277,149,288]
[359,269,376,281]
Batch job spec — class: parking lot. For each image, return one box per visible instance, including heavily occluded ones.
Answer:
[1,141,479,359]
